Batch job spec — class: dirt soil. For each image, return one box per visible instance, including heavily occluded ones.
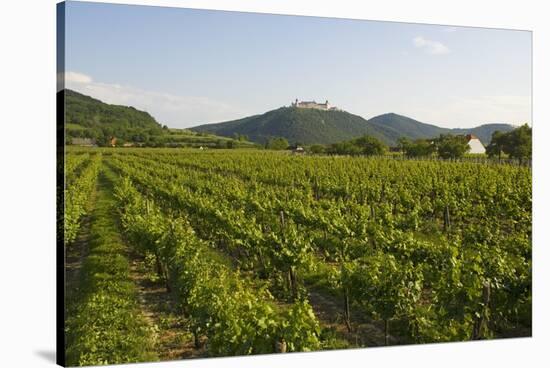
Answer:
[307,287,404,347]
[127,251,205,360]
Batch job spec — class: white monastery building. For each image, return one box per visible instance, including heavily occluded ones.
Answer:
[466,134,486,154]
[291,99,339,111]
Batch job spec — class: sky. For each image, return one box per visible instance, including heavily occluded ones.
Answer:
[62,1,532,129]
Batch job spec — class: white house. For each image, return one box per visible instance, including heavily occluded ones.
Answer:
[466,134,486,154]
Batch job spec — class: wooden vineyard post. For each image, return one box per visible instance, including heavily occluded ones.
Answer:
[275,338,287,353]
[444,205,451,232]
[290,266,297,300]
[344,287,352,333]
[279,210,295,299]
[313,178,320,200]
[472,282,491,340]
[194,329,202,349]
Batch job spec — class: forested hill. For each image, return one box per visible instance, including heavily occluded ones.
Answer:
[366,113,515,145]
[365,113,446,144]
[62,89,259,148]
[191,107,379,145]
[191,108,515,146]
[63,89,164,145]
[450,124,516,145]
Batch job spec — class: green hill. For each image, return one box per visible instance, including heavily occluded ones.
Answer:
[366,113,445,142]
[450,124,516,145]
[192,107,378,145]
[63,89,256,148]
[65,89,162,130]
[191,108,515,146]
[64,89,163,145]
[367,113,515,145]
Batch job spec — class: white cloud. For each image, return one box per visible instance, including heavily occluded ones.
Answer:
[65,71,93,84]
[413,36,450,55]
[65,72,246,128]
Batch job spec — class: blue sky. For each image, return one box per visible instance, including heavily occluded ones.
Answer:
[63,1,531,128]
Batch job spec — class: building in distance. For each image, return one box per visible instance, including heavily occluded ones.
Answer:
[466,134,486,154]
[291,99,339,111]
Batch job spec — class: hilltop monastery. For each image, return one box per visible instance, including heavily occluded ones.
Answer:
[291,99,339,111]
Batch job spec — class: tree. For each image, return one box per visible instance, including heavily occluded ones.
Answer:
[353,135,387,156]
[96,134,110,147]
[405,139,436,158]
[266,137,289,150]
[397,137,411,155]
[233,133,249,142]
[327,135,386,156]
[504,124,531,163]
[327,141,362,155]
[486,131,507,160]
[436,134,470,159]
[308,144,326,154]
[486,125,531,163]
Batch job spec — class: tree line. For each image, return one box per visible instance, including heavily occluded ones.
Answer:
[485,124,532,163]
[296,124,531,162]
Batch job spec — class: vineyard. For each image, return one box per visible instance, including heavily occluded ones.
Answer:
[64,147,531,365]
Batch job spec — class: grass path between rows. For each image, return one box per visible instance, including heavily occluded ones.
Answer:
[126,251,205,360]
[65,167,157,366]
[65,179,96,317]
[103,165,203,361]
